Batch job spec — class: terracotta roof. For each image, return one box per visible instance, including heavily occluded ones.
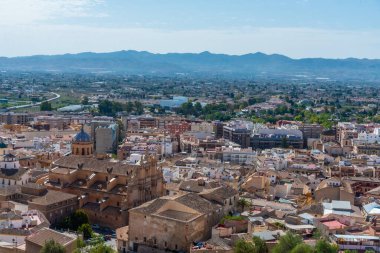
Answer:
[26,228,76,247]
[200,186,237,199]
[179,179,220,193]
[157,209,198,221]
[131,192,219,216]
[52,155,151,176]
[28,190,77,206]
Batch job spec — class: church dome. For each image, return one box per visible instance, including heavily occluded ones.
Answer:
[73,127,91,143]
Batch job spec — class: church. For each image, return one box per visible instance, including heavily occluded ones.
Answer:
[45,127,164,228]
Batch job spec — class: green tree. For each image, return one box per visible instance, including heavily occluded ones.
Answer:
[135,102,144,115]
[281,136,289,148]
[314,239,339,253]
[40,239,65,253]
[78,223,93,240]
[87,243,116,253]
[290,244,313,253]
[81,96,89,105]
[70,209,89,230]
[272,232,303,253]
[233,239,255,253]
[98,100,115,116]
[40,101,52,111]
[237,198,250,212]
[252,236,268,253]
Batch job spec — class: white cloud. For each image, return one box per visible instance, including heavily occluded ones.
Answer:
[0,0,104,25]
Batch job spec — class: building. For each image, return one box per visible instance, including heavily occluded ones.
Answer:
[159,96,188,108]
[25,227,77,253]
[223,121,252,148]
[251,128,303,150]
[0,112,31,125]
[46,152,164,228]
[116,226,129,253]
[354,143,380,156]
[209,146,256,165]
[314,178,354,204]
[166,122,191,136]
[298,123,324,145]
[0,153,30,187]
[213,121,224,139]
[122,115,158,130]
[71,127,94,156]
[27,185,78,225]
[95,123,119,154]
[128,193,224,253]
[0,201,50,249]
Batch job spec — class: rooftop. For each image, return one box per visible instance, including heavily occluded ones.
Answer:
[28,190,77,206]
[26,228,76,247]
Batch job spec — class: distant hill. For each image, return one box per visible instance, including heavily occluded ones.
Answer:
[1,50,380,81]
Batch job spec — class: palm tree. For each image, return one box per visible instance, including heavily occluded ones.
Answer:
[237,198,250,212]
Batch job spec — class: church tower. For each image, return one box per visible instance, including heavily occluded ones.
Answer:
[72,126,93,156]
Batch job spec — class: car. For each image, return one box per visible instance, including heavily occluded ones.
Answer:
[91,224,100,229]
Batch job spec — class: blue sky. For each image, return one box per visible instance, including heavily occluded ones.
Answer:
[0,0,379,58]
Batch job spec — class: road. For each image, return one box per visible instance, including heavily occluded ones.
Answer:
[6,92,61,110]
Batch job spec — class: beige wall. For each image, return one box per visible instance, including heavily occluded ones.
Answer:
[128,211,210,253]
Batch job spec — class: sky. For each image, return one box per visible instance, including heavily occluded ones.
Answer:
[0,0,379,58]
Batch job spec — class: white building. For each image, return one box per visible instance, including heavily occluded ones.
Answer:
[356,128,380,144]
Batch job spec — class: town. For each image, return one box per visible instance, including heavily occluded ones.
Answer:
[0,71,379,253]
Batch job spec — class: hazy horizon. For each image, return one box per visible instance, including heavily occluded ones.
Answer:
[1,0,379,59]
[1,50,380,61]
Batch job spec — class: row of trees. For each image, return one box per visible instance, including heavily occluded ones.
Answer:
[176,101,233,121]
[98,99,144,116]
[234,232,375,253]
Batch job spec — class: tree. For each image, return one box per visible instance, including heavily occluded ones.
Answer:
[290,244,313,253]
[70,209,89,230]
[40,101,52,111]
[314,239,339,253]
[81,96,89,105]
[233,239,255,253]
[252,236,268,253]
[40,239,65,253]
[78,223,93,240]
[237,198,250,212]
[272,232,303,253]
[134,101,144,115]
[87,243,116,253]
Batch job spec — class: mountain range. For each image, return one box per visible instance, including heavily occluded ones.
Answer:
[1,50,380,81]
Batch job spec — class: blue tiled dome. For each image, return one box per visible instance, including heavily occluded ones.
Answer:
[73,127,91,142]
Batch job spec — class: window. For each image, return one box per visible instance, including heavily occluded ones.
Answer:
[165,241,167,247]
[144,237,146,242]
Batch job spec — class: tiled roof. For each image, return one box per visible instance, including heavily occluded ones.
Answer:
[157,209,198,221]
[131,192,219,216]
[52,156,147,176]
[28,190,77,206]
[26,228,76,247]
